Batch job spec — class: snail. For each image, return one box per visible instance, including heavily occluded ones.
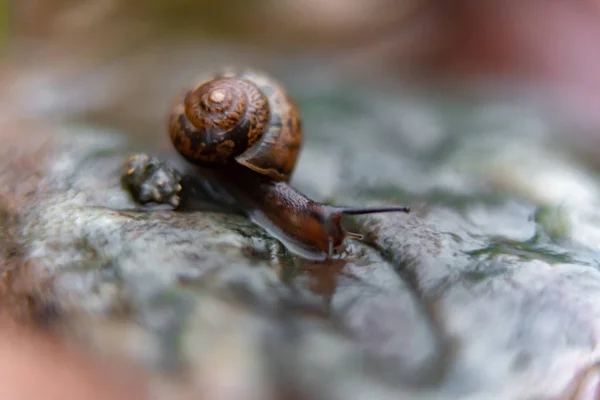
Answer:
[162,69,410,260]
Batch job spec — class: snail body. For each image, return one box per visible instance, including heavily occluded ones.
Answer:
[168,69,410,260]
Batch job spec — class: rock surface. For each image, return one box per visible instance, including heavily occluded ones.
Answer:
[3,72,600,399]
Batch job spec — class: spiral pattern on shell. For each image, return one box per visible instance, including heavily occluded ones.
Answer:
[169,69,303,181]
[170,76,270,165]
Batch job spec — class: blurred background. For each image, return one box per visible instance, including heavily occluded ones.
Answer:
[3,1,600,399]
[4,0,600,141]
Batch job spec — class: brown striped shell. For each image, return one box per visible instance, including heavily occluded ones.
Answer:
[169,69,303,182]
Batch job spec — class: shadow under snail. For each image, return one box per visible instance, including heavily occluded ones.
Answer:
[123,68,410,260]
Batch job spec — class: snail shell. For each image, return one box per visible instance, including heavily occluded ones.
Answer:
[169,69,302,182]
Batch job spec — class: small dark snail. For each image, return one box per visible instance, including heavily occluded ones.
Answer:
[167,69,410,260]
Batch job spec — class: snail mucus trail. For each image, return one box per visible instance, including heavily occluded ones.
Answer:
[166,69,411,260]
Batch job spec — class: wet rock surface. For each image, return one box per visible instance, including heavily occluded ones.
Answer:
[4,72,600,399]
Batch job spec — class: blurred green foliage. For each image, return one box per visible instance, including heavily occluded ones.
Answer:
[141,0,259,40]
[0,0,6,45]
